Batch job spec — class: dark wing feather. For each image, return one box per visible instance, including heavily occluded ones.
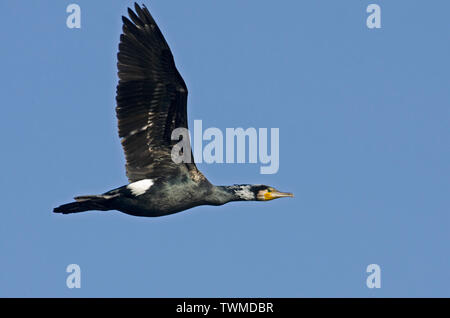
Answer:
[116,3,199,182]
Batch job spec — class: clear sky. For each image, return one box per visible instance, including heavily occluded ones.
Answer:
[1,0,449,297]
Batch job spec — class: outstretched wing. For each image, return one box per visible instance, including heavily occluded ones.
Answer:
[116,3,198,182]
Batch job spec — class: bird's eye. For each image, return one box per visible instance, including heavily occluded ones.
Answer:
[267,189,272,193]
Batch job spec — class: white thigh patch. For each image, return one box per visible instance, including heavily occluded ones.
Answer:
[127,179,154,196]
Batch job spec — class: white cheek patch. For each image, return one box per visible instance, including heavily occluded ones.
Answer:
[127,179,154,196]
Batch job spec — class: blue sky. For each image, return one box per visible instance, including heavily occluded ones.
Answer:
[0,0,449,297]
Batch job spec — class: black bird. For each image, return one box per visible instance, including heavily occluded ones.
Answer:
[54,3,293,217]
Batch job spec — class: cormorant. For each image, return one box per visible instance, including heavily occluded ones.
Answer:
[54,3,293,217]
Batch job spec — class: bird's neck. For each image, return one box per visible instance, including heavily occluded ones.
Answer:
[207,185,256,205]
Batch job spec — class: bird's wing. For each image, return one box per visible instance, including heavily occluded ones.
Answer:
[116,3,199,182]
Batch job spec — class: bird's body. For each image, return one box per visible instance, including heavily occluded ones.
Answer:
[90,177,213,217]
[54,3,292,217]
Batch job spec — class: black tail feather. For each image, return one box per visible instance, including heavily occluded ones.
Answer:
[54,196,111,214]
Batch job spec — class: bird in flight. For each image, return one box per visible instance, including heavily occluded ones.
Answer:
[54,3,293,217]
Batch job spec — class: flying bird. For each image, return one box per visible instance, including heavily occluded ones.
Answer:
[54,3,293,217]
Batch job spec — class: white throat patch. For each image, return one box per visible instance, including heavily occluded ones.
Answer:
[127,179,154,196]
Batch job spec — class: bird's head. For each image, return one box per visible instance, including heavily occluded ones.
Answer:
[254,185,294,201]
[229,184,293,201]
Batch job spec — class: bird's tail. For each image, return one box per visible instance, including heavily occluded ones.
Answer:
[53,195,116,214]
